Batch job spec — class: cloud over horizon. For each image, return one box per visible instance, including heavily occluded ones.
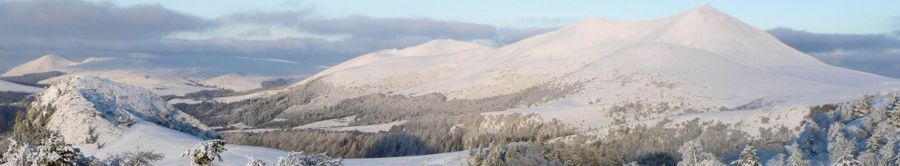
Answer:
[769,27,900,78]
[0,0,212,40]
[0,0,549,71]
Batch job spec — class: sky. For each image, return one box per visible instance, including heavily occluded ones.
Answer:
[105,0,900,34]
[1,0,899,77]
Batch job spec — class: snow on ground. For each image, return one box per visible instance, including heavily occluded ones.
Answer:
[324,120,406,133]
[225,116,404,133]
[0,80,40,93]
[84,119,463,166]
[281,5,898,141]
[200,73,269,92]
[83,120,288,165]
[343,151,467,166]
[2,54,77,76]
[293,115,357,129]
[214,89,285,103]
[7,54,317,96]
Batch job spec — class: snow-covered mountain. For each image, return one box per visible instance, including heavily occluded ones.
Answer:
[26,75,217,145]
[227,5,897,132]
[2,54,77,77]
[4,54,316,96]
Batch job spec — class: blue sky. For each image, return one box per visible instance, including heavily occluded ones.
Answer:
[107,0,900,34]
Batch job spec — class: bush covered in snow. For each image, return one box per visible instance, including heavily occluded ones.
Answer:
[275,151,343,166]
[102,150,165,166]
[770,93,900,165]
[1,133,91,165]
[245,155,266,166]
[182,139,228,166]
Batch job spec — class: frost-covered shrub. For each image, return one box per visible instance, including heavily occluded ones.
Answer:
[466,140,621,166]
[771,93,900,165]
[103,150,164,166]
[731,145,761,166]
[182,139,227,166]
[245,155,266,166]
[1,134,92,166]
[275,151,342,166]
[677,140,724,166]
[831,154,860,166]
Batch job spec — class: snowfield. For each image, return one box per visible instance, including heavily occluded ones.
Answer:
[0,80,40,93]
[273,5,898,137]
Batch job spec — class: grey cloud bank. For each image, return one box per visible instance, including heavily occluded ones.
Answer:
[0,0,543,72]
[769,28,900,78]
[0,0,211,40]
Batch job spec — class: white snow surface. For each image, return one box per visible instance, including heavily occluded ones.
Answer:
[34,75,216,147]
[2,54,77,76]
[29,75,461,165]
[8,54,315,96]
[0,80,40,93]
[289,5,899,135]
[200,72,268,92]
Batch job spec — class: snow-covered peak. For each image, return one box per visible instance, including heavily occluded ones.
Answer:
[395,39,489,57]
[680,4,722,18]
[31,75,216,147]
[3,54,77,76]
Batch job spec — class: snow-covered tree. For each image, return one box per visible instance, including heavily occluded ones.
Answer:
[827,123,856,164]
[677,140,724,166]
[182,139,227,166]
[275,151,342,166]
[831,154,860,166]
[246,155,266,166]
[1,134,91,166]
[786,143,810,166]
[103,150,165,166]
[766,154,786,166]
[731,145,761,166]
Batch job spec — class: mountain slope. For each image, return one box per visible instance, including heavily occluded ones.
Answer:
[2,54,77,77]
[0,80,39,93]
[217,5,896,131]
[23,76,216,146]
[201,72,268,92]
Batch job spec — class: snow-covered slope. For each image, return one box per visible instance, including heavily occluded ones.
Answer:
[6,54,316,96]
[296,5,889,102]
[0,80,40,93]
[28,75,217,148]
[201,72,268,92]
[255,5,898,134]
[2,54,77,77]
[16,75,462,165]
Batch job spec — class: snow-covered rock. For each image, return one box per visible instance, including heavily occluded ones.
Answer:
[29,75,217,147]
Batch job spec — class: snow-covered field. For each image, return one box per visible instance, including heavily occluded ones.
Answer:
[0,80,39,93]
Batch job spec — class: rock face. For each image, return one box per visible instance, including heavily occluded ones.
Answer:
[23,75,216,147]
